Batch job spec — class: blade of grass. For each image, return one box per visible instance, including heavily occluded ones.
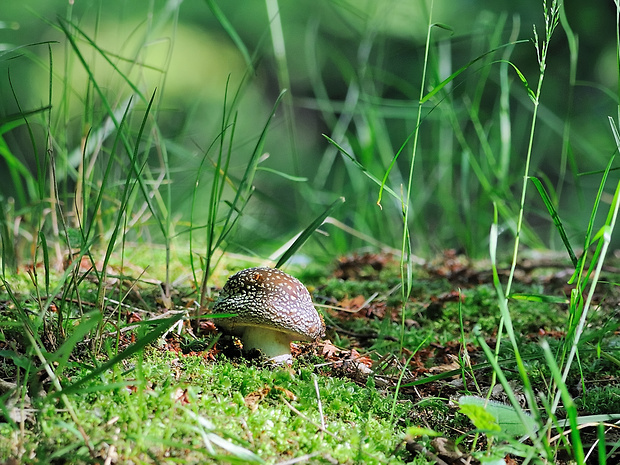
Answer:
[489,203,546,445]
[59,313,184,397]
[265,0,299,176]
[0,276,96,456]
[474,326,550,456]
[39,231,50,296]
[541,340,585,463]
[0,197,16,274]
[57,18,167,243]
[94,90,157,342]
[396,0,435,351]
[551,171,620,414]
[420,40,529,105]
[323,134,399,203]
[529,176,578,267]
[505,0,560,297]
[275,196,345,268]
[205,0,254,73]
[57,18,148,103]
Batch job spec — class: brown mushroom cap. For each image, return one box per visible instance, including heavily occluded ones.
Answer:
[214,267,325,341]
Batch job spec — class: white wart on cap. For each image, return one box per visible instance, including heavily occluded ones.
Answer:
[214,267,325,363]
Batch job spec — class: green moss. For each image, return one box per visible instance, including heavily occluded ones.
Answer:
[1,352,414,463]
[576,384,620,415]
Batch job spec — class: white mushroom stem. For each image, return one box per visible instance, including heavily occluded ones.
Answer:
[240,327,295,364]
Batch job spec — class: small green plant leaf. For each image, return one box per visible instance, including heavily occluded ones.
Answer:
[0,349,33,370]
[431,22,454,33]
[459,396,537,437]
[62,227,84,249]
[405,426,441,438]
[0,106,52,126]
[510,293,568,303]
[495,59,537,103]
[48,312,102,375]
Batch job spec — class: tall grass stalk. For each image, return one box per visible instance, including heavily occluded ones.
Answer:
[486,0,559,408]
[396,0,434,351]
[549,127,620,414]
[57,1,181,306]
[505,0,559,296]
[483,2,620,461]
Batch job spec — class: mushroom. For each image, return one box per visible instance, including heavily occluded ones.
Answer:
[213,267,325,363]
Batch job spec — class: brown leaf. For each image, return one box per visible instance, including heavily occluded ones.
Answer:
[126,311,142,324]
[430,437,470,463]
[173,388,191,405]
[334,253,391,280]
[428,359,461,374]
[244,386,270,412]
[321,340,340,358]
[273,385,297,401]
[339,295,367,311]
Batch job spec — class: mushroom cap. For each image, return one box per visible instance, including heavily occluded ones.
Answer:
[214,267,325,341]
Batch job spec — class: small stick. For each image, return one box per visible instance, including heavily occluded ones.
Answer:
[313,374,326,433]
[274,451,322,465]
[280,397,338,440]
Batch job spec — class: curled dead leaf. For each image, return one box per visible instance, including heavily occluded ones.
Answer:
[244,386,270,412]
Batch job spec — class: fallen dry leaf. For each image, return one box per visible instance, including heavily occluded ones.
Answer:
[273,385,297,401]
[244,386,270,412]
[321,340,340,358]
[339,295,367,311]
[428,360,461,374]
[173,388,191,405]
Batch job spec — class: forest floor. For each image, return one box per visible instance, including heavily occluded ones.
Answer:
[1,250,619,464]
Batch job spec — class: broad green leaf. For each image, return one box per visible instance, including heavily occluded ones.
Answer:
[459,401,502,433]
[459,396,537,437]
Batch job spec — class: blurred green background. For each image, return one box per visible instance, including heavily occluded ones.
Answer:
[0,0,618,264]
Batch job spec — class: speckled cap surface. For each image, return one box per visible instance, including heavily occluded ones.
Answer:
[214,267,325,340]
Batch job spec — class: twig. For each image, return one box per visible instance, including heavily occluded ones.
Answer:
[312,374,326,433]
[274,452,322,465]
[405,441,450,465]
[280,397,339,440]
